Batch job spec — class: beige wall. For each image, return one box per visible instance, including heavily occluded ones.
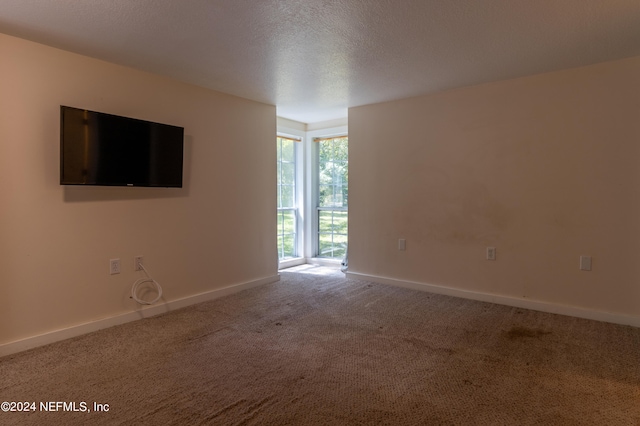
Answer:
[0,33,277,345]
[349,56,640,320]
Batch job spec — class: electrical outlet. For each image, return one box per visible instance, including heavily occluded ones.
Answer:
[110,258,121,275]
[580,256,592,271]
[398,239,406,251]
[134,256,143,271]
[486,247,496,261]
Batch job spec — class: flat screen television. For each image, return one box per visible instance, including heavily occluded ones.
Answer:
[60,106,184,187]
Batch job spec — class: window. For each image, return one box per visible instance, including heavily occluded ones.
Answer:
[316,136,348,259]
[276,136,298,259]
[277,119,348,268]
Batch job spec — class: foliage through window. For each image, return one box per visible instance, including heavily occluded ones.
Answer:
[317,136,348,259]
[277,136,297,259]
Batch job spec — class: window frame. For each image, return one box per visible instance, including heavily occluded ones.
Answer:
[277,120,348,269]
[276,131,305,269]
[306,126,349,263]
[315,135,348,259]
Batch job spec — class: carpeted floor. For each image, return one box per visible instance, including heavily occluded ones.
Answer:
[1,265,639,425]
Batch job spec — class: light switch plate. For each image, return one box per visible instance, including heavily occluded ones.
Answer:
[486,247,496,261]
[580,256,592,271]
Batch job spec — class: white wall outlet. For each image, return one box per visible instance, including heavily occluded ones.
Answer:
[134,256,143,271]
[486,247,496,261]
[398,239,406,251]
[580,256,592,271]
[110,258,121,275]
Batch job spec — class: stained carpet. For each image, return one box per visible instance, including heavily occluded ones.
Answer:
[1,265,639,425]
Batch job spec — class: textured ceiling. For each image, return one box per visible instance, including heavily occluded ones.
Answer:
[2,0,640,124]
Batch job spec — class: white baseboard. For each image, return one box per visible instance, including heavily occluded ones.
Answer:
[0,274,280,358]
[346,271,640,328]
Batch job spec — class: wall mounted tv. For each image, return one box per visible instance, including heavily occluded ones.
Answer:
[60,106,184,187]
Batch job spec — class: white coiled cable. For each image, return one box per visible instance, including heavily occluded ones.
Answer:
[131,263,163,305]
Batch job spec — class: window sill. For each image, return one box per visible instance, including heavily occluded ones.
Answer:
[306,257,342,267]
[278,257,306,270]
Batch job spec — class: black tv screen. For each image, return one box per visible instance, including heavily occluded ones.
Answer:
[60,106,184,187]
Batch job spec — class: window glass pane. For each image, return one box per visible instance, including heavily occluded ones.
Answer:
[340,167,348,205]
[277,235,284,258]
[281,163,295,185]
[277,209,296,259]
[282,209,296,235]
[281,138,294,163]
[336,161,347,180]
[318,234,333,257]
[333,211,348,234]
[318,211,332,233]
[316,136,348,259]
[277,210,285,231]
[276,185,281,209]
[333,234,348,247]
[277,136,297,260]
[334,137,348,162]
[280,185,294,208]
[332,185,344,207]
[319,139,332,163]
[339,187,348,207]
[318,184,334,207]
[332,243,347,259]
[282,235,295,258]
[276,162,282,185]
[276,138,282,162]
[319,161,333,185]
